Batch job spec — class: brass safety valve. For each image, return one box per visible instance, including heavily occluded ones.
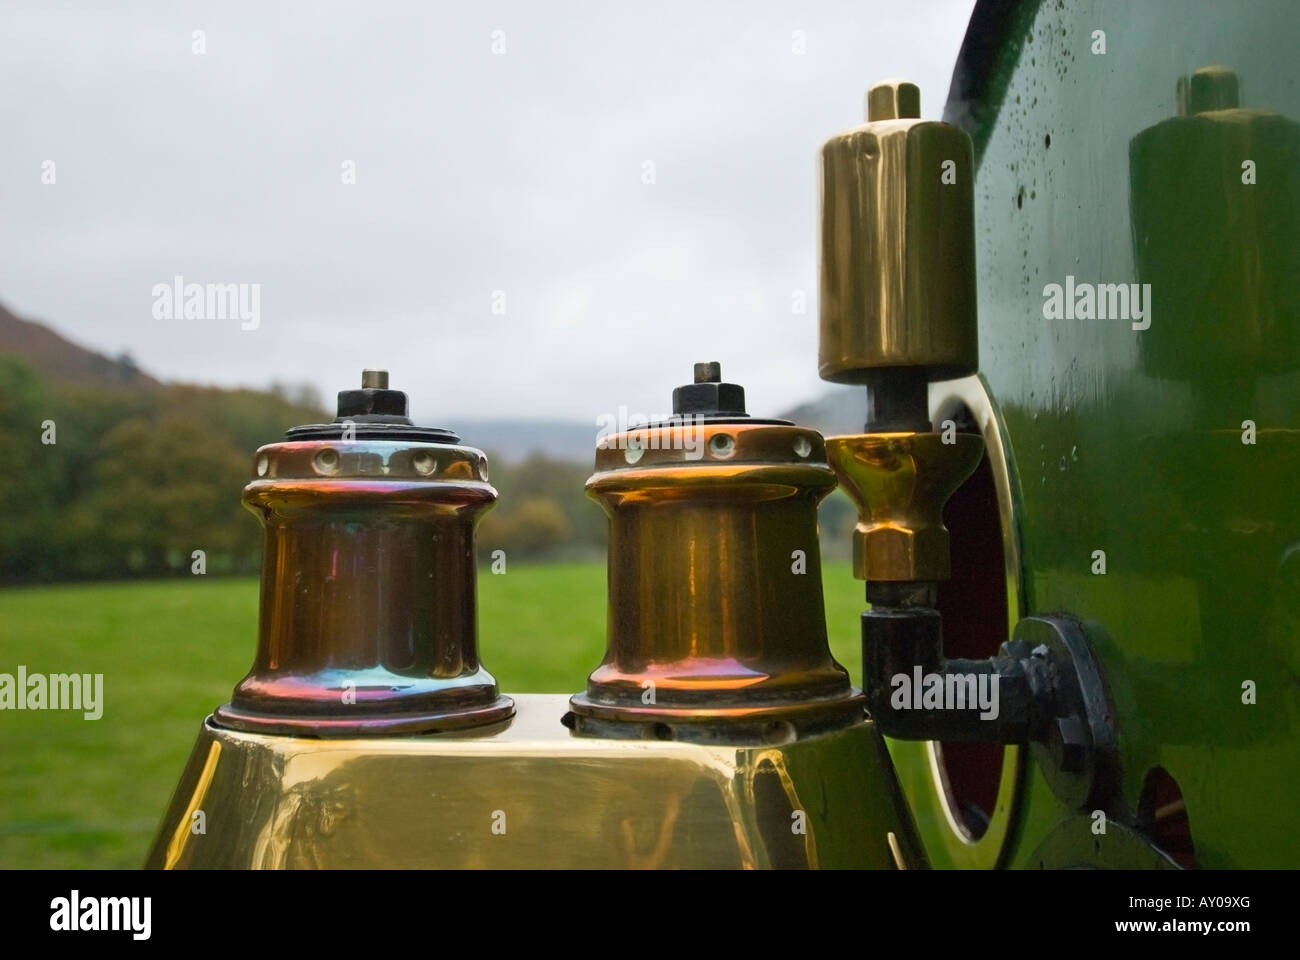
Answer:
[818,83,1115,807]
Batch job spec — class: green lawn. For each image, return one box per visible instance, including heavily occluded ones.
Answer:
[0,562,864,868]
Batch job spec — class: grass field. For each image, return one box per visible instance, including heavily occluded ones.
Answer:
[0,562,865,869]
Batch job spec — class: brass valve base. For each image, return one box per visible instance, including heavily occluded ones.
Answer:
[151,696,925,869]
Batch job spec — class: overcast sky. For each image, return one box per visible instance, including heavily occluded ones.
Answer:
[2,0,974,423]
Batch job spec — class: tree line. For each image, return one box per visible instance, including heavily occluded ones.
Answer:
[0,355,852,584]
[0,356,608,583]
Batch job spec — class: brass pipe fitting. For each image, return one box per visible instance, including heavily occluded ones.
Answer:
[213,370,513,737]
[567,363,864,743]
[827,432,983,582]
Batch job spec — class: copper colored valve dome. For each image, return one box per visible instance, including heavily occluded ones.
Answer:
[566,364,864,743]
[213,370,513,737]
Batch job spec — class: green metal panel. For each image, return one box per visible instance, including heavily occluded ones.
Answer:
[911,0,1299,868]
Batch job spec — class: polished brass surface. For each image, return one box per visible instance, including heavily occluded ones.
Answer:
[825,432,984,582]
[148,695,925,869]
[819,80,978,382]
[569,415,864,740]
[213,381,512,737]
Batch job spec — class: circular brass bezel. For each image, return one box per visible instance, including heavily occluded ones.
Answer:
[887,374,1026,869]
[593,422,828,472]
[249,439,491,484]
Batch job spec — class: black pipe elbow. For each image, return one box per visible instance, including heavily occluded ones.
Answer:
[861,605,1052,743]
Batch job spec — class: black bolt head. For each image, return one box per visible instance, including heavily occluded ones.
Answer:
[673,362,747,418]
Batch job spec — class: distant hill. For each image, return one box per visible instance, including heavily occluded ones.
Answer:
[462,387,871,463]
[0,301,867,462]
[779,385,865,436]
[0,302,160,389]
[454,419,602,464]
